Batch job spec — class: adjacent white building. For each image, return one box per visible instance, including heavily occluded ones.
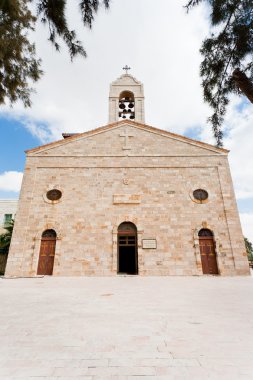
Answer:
[0,200,18,233]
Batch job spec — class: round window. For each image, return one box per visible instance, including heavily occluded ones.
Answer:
[46,189,62,201]
[193,189,208,201]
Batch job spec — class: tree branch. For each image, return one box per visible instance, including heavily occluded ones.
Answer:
[232,68,253,104]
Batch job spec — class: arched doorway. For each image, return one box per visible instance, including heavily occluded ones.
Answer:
[37,229,56,275]
[198,229,219,275]
[118,222,138,274]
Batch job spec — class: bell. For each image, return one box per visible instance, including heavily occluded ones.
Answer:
[128,103,134,108]
[123,109,127,113]
[122,115,126,119]
[127,109,132,113]
[119,103,125,109]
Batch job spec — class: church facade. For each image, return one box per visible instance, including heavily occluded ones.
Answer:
[6,73,249,277]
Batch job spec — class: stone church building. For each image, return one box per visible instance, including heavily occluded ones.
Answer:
[6,72,249,277]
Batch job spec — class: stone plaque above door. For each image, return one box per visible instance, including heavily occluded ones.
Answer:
[113,194,141,204]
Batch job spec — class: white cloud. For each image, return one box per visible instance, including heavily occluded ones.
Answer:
[0,0,210,142]
[223,100,253,200]
[197,94,253,203]
[240,213,253,243]
[0,172,23,192]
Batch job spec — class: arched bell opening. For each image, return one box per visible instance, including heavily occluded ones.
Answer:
[118,91,135,121]
[117,222,138,274]
[37,229,57,275]
[198,229,219,275]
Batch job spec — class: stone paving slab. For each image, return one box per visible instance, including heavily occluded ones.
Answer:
[0,276,252,379]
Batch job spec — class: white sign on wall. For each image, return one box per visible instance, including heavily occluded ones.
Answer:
[142,239,157,249]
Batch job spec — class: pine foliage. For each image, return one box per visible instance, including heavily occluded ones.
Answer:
[0,219,14,251]
[185,0,253,147]
[244,237,253,262]
[0,0,42,107]
[0,0,110,107]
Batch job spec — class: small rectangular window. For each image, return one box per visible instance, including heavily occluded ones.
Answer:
[3,214,12,226]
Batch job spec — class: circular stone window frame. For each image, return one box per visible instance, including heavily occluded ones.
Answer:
[43,186,63,205]
[189,188,209,204]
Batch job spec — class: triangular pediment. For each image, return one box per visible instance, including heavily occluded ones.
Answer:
[27,120,228,157]
[111,73,142,86]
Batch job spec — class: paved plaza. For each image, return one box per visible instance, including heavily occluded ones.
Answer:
[0,275,253,379]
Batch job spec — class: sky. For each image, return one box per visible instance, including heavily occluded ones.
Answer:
[0,0,253,242]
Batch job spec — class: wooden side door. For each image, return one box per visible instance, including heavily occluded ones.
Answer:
[199,237,219,275]
[37,231,56,275]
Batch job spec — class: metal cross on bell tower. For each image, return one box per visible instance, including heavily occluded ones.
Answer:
[122,65,131,74]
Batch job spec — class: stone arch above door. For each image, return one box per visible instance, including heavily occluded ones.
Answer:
[34,222,63,241]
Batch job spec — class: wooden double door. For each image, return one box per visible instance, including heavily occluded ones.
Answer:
[199,229,218,275]
[37,230,56,275]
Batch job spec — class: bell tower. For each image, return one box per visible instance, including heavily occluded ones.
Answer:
[109,66,145,124]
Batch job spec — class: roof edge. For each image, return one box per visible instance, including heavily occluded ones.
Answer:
[26,120,229,155]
